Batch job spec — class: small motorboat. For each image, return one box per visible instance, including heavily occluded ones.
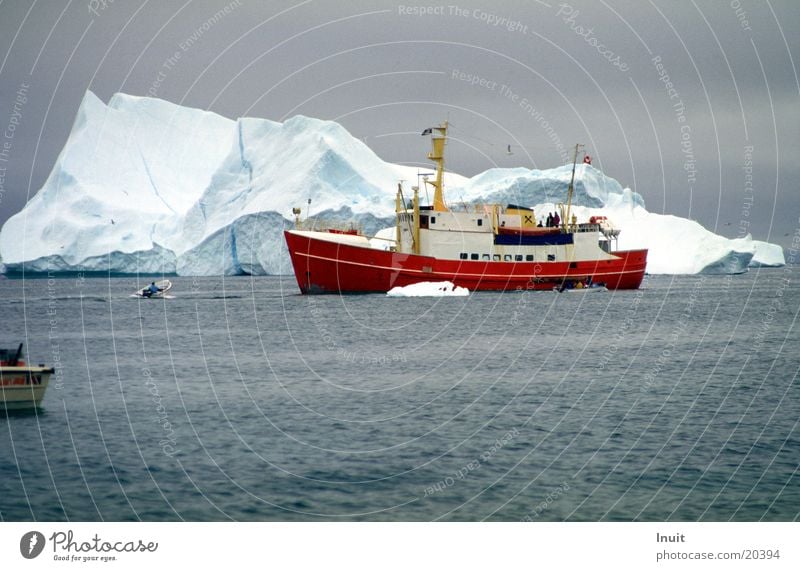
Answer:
[0,344,55,410]
[132,279,173,299]
[553,281,608,293]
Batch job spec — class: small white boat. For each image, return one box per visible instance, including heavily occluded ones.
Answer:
[1,344,55,410]
[132,279,173,299]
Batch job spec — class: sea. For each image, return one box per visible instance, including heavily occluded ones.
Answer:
[1,270,798,522]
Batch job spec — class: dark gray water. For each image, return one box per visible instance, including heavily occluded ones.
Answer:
[1,270,798,521]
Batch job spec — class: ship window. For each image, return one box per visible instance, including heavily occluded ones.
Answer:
[547,254,556,261]
[482,254,490,260]
[460,253,468,260]
[493,254,501,261]
[515,254,523,261]
[477,219,483,226]
[431,216,436,224]
[419,215,429,229]
[526,254,534,261]
[504,255,512,261]
[570,262,577,269]
[471,253,479,260]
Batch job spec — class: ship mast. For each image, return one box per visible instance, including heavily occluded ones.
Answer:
[563,143,583,232]
[426,121,449,212]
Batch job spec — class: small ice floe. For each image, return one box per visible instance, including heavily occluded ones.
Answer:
[386,281,469,297]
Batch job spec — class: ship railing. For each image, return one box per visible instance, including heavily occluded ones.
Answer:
[301,221,364,235]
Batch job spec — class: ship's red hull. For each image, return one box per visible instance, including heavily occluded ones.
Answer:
[284,230,647,294]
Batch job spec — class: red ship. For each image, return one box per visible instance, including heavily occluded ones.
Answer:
[285,122,647,294]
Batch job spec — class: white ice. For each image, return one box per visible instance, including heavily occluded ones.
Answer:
[386,281,469,297]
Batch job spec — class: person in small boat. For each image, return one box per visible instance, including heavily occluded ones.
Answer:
[143,282,161,297]
[553,212,561,227]
[537,220,543,227]
[546,213,553,227]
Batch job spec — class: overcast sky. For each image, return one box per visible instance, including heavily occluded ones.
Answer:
[0,0,797,247]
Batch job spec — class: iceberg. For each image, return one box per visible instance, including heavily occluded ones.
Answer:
[0,91,785,276]
[0,91,233,273]
[387,281,469,297]
[455,163,646,210]
[750,240,786,267]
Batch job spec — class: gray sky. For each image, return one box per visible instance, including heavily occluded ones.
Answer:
[1,0,798,247]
